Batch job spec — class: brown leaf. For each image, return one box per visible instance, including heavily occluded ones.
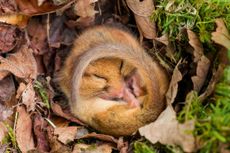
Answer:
[33,114,50,152]
[187,29,210,92]
[0,0,17,14]
[54,126,78,144]
[139,105,196,152]
[0,122,8,143]
[73,144,113,153]
[21,81,36,112]
[0,75,15,104]
[51,102,84,125]
[126,0,156,39]
[0,44,37,80]
[74,0,98,18]
[16,105,35,152]
[0,103,13,121]
[0,24,19,53]
[27,18,48,55]
[165,60,183,104]
[211,18,230,49]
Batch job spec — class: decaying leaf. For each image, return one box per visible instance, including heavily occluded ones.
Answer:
[0,44,37,80]
[187,29,210,92]
[0,0,18,14]
[21,81,36,112]
[54,126,78,144]
[0,75,15,104]
[165,60,183,104]
[73,144,113,153]
[139,105,195,152]
[0,24,19,53]
[126,0,156,39]
[16,105,35,152]
[78,132,118,144]
[211,18,230,49]
[33,114,50,152]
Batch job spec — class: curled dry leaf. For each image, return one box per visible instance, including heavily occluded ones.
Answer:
[0,44,37,80]
[21,81,36,112]
[73,144,113,153]
[139,105,195,152]
[54,126,78,144]
[165,60,183,104]
[51,102,84,125]
[126,0,156,39]
[0,24,19,53]
[16,105,35,152]
[0,75,15,103]
[187,29,210,92]
[211,18,230,49]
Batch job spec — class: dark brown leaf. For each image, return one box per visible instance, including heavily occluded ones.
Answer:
[0,75,15,104]
[0,44,37,80]
[0,0,17,14]
[78,132,118,143]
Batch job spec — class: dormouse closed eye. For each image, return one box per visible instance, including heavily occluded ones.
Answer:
[92,74,108,81]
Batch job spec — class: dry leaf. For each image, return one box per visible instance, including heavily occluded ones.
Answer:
[16,105,35,152]
[54,126,78,144]
[139,105,195,152]
[0,75,15,103]
[211,18,230,49]
[0,0,18,14]
[74,0,98,18]
[126,0,156,39]
[51,102,84,125]
[165,60,183,104]
[0,24,19,53]
[33,114,50,152]
[21,81,36,112]
[0,44,37,80]
[73,144,112,153]
[187,29,210,92]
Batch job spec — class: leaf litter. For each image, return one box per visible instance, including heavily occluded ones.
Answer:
[0,0,229,152]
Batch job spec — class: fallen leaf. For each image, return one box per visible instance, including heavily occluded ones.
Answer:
[21,81,36,112]
[0,24,19,53]
[139,105,195,152]
[0,44,37,80]
[16,105,35,152]
[0,122,8,143]
[73,144,113,153]
[0,0,17,14]
[211,18,230,49]
[0,75,15,104]
[126,0,156,39]
[74,0,98,18]
[188,29,210,92]
[0,103,13,121]
[165,60,183,104]
[117,137,128,153]
[33,114,50,152]
[51,102,84,125]
[54,126,78,144]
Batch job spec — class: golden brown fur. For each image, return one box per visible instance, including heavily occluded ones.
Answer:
[59,26,169,136]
